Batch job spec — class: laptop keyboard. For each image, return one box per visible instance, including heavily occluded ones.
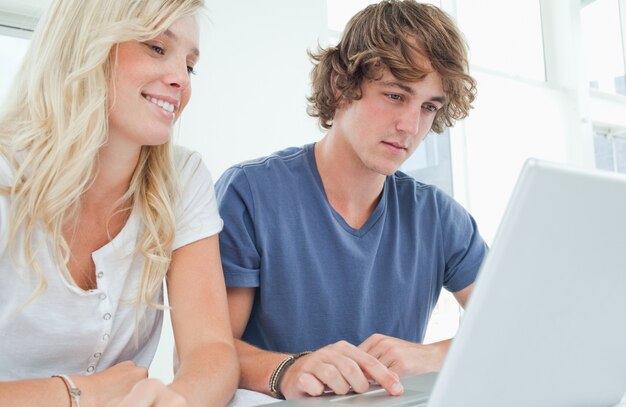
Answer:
[329,388,428,406]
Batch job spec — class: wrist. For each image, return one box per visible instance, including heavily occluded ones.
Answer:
[167,380,192,406]
[52,375,81,407]
[70,374,98,407]
[428,339,452,370]
[268,351,312,399]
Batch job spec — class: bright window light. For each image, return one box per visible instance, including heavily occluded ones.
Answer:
[582,0,626,95]
[456,0,545,82]
[0,34,30,104]
[327,0,441,33]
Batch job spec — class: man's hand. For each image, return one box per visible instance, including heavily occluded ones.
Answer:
[279,340,404,399]
[358,334,450,377]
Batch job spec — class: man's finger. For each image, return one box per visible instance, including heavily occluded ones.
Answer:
[341,345,403,396]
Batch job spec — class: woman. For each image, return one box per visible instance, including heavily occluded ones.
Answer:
[0,1,238,406]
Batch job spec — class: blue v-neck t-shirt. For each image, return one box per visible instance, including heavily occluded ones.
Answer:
[215,143,488,353]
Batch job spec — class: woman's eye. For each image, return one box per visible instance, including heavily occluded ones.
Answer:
[148,44,165,55]
[187,66,197,75]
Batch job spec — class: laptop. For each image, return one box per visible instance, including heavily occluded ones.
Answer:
[263,159,626,407]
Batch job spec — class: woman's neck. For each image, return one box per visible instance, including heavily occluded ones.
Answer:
[87,140,142,204]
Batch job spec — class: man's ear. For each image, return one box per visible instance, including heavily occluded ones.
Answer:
[336,94,348,110]
[330,72,347,110]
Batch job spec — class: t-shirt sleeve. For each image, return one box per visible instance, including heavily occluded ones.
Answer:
[172,149,223,251]
[437,190,489,293]
[214,167,261,287]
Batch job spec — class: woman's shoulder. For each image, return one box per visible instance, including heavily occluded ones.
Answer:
[172,144,213,188]
[173,145,205,176]
[173,144,202,168]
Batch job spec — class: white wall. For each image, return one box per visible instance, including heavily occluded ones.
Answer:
[151,0,328,382]
[457,0,601,243]
[461,72,573,243]
[463,79,626,246]
[176,1,326,180]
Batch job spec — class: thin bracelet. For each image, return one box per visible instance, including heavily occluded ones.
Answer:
[269,351,313,399]
[52,375,81,407]
[52,376,71,407]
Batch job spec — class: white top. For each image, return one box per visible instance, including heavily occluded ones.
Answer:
[0,146,223,380]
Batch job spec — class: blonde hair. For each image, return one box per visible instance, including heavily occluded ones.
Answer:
[0,0,203,307]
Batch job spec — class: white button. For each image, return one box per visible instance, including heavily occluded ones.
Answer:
[102,333,110,341]
[99,293,107,300]
[87,366,95,373]
[94,352,102,358]
[96,271,104,278]
[103,313,111,320]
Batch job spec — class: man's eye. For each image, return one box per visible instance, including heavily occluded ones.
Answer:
[387,93,402,101]
[423,104,439,112]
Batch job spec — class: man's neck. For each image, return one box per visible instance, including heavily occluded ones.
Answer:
[314,135,386,229]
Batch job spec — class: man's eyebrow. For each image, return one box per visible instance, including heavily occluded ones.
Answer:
[163,29,200,57]
[381,80,446,103]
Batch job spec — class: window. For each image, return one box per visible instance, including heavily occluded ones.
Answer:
[594,128,626,173]
[582,0,626,95]
[0,34,30,103]
[401,130,453,196]
[0,8,35,101]
[456,0,546,81]
[326,0,441,43]
[328,0,378,33]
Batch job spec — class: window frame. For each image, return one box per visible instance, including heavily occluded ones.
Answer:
[580,0,626,95]
[0,10,36,39]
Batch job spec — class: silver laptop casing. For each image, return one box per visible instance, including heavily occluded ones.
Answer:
[428,159,626,407]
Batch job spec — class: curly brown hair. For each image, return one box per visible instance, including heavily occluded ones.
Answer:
[307,0,476,134]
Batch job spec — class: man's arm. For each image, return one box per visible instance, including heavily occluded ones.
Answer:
[227,287,285,392]
[452,282,474,308]
[227,287,404,399]
[359,283,476,377]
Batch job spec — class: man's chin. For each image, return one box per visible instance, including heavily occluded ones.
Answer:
[374,165,401,177]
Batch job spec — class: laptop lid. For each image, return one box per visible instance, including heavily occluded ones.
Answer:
[261,159,626,407]
[427,159,626,407]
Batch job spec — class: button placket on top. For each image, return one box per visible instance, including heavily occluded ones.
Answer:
[87,260,113,375]
[86,211,141,375]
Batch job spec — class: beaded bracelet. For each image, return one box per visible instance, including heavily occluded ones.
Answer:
[269,351,312,399]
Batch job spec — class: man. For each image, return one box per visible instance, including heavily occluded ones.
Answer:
[215,0,487,400]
